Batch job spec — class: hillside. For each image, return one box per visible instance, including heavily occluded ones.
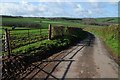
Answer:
[1,15,119,29]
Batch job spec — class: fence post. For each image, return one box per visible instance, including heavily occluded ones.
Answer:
[39,28,41,37]
[48,24,52,40]
[28,29,30,45]
[5,28,11,58]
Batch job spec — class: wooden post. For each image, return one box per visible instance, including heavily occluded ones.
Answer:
[5,29,11,58]
[39,28,41,37]
[48,24,52,40]
[28,29,30,45]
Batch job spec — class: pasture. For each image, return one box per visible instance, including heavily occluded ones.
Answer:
[1,16,119,57]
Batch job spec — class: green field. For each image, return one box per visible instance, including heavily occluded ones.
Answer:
[1,26,48,55]
[2,16,118,29]
[10,29,48,49]
[2,17,89,29]
[1,16,119,58]
[95,17,119,23]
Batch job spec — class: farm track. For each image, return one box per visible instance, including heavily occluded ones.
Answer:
[20,42,85,79]
[18,33,118,79]
[2,33,119,80]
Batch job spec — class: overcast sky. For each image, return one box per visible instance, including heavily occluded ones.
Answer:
[0,0,119,18]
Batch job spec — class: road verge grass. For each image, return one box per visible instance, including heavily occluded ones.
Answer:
[85,25,119,61]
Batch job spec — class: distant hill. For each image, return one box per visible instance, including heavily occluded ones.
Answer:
[95,17,118,23]
[1,15,119,28]
[1,15,23,18]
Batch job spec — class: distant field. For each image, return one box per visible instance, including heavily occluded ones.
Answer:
[2,17,88,29]
[2,17,118,29]
[95,17,119,23]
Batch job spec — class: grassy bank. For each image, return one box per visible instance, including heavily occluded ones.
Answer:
[85,24,119,57]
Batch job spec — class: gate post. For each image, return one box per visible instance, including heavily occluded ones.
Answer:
[48,24,52,40]
[5,28,11,58]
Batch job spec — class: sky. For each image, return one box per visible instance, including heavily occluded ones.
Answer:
[0,0,119,18]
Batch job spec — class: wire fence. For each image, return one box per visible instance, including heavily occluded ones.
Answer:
[1,28,48,57]
[1,24,84,57]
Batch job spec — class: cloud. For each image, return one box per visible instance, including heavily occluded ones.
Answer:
[0,2,74,17]
[0,1,118,18]
[1,0,119,2]
[0,2,48,17]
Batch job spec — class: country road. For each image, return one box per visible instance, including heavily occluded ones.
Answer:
[15,33,119,80]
